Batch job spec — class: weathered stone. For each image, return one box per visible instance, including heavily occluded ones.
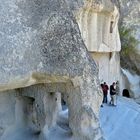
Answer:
[0,0,103,140]
[116,0,140,98]
[0,90,16,137]
[75,0,121,52]
[70,0,121,84]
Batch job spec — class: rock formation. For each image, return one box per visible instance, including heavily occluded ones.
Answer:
[116,0,140,99]
[73,0,121,85]
[0,0,103,140]
[70,0,140,99]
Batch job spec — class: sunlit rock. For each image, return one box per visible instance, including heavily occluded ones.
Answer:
[74,0,121,84]
[0,0,103,140]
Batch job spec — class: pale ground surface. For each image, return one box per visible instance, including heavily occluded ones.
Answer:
[55,96,140,140]
[100,96,140,140]
[44,96,140,140]
[1,96,140,140]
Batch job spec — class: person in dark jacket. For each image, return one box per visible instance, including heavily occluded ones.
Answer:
[109,82,116,106]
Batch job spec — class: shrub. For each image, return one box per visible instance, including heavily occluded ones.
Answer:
[119,26,140,74]
[119,26,139,56]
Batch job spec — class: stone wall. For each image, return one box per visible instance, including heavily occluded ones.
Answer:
[0,0,104,139]
[0,82,104,140]
[117,0,140,98]
[90,52,120,84]
[74,0,121,85]
[75,1,121,52]
[0,91,16,137]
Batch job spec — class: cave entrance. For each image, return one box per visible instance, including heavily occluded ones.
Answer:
[16,82,74,139]
[15,95,35,127]
[1,76,102,140]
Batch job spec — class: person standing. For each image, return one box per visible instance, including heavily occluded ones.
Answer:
[116,81,120,95]
[103,82,109,103]
[110,82,116,106]
[115,81,120,105]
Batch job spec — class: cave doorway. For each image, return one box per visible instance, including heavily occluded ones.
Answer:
[18,83,73,139]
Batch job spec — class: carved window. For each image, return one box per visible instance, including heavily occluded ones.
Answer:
[109,52,112,60]
[110,21,114,33]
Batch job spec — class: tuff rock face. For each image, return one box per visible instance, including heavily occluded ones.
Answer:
[70,0,121,85]
[0,0,103,140]
[116,0,140,99]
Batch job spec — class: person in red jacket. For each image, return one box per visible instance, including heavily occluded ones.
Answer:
[102,82,109,103]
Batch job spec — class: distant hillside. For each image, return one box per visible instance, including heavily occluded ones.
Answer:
[119,26,140,75]
[117,0,140,74]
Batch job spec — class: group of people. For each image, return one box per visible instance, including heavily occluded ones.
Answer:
[100,81,119,107]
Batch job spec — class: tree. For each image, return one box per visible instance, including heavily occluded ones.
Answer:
[119,26,140,74]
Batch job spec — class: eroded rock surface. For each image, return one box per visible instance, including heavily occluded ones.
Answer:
[70,0,121,84]
[0,0,103,140]
[117,0,140,97]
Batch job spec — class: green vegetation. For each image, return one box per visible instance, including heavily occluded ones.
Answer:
[119,26,139,56]
[119,26,140,74]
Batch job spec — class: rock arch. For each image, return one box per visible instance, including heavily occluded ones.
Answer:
[0,0,104,139]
